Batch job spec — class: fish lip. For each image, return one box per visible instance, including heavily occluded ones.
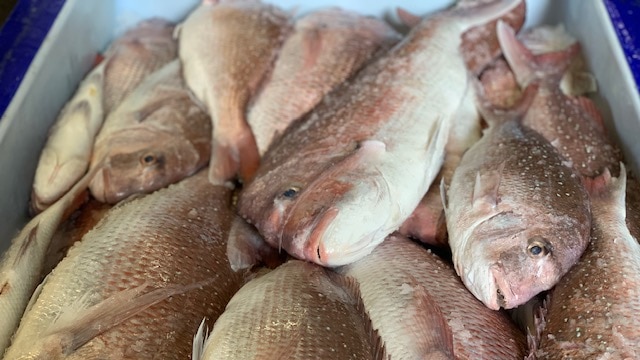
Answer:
[303,207,339,265]
[491,264,514,309]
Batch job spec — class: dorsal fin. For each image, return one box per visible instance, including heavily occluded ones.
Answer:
[396,8,421,28]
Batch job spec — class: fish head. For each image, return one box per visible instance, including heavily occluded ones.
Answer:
[459,210,587,310]
[239,141,391,266]
[90,129,207,203]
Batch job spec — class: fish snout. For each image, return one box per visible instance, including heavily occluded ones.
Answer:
[303,207,339,265]
[88,167,109,203]
[490,264,516,309]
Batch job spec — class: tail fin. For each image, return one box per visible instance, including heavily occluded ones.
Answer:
[497,20,580,87]
[475,79,539,127]
[583,163,627,206]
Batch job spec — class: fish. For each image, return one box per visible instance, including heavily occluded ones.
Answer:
[336,234,527,359]
[30,63,106,214]
[443,84,592,310]
[194,260,385,360]
[480,23,597,111]
[238,0,523,267]
[43,200,112,279]
[89,60,211,204]
[518,24,597,96]
[626,174,640,243]
[102,18,177,113]
[3,170,247,359]
[0,166,100,355]
[177,0,291,184]
[247,7,401,155]
[497,21,622,177]
[30,18,177,213]
[460,0,526,75]
[531,165,640,359]
[398,83,481,247]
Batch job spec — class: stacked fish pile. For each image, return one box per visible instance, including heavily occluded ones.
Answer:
[0,0,638,358]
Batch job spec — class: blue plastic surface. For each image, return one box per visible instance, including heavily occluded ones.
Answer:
[0,0,65,119]
[605,0,640,92]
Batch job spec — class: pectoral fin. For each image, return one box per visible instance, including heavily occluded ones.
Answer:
[226,216,283,272]
[472,163,505,210]
[39,280,211,357]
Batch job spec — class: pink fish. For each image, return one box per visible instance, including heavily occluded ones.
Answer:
[497,21,622,177]
[177,0,291,184]
[239,0,523,267]
[248,7,401,155]
[531,165,640,359]
[444,84,591,310]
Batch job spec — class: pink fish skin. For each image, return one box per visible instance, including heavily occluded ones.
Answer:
[533,166,640,359]
[444,84,591,310]
[102,18,177,113]
[626,174,640,243]
[178,0,291,184]
[336,234,527,359]
[89,61,211,204]
[30,18,177,214]
[239,0,523,267]
[248,7,401,156]
[4,171,246,359]
[497,21,622,177]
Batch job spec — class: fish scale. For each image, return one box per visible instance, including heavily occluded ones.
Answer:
[336,234,527,359]
[3,171,245,359]
[239,0,523,267]
[247,7,401,155]
[535,168,640,359]
[445,100,591,310]
[197,260,382,360]
[497,21,622,177]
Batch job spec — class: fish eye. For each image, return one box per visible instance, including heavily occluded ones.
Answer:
[280,186,300,199]
[140,154,156,165]
[527,237,550,257]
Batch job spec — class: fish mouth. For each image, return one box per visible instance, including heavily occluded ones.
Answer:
[302,207,339,265]
[491,264,515,309]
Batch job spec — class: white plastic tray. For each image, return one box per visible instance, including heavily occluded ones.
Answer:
[1,0,639,253]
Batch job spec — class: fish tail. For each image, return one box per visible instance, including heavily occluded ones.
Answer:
[452,0,523,32]
[476,79,539,127]
[583,162,627,206]
[497,20,580,86]
[209,99,260,185]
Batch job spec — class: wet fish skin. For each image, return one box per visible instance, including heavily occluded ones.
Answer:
[497,21,622,177]
[336,234,526,359]
[102,18,177,113]
[197,260,382,360]
[178,0,291,184]
[43,200,112,279]
[534,166,640,359]
[89,60,211,204]
[239,0,523,267]
[248,7,401,155]
[460,0,526,75]
[0,167,100,356]
[625,173,640,243]
[398,85,481,247]
[30,63,105,214]
[30,18,177,214]
[4,170,246,359]
[444,85,591,310]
